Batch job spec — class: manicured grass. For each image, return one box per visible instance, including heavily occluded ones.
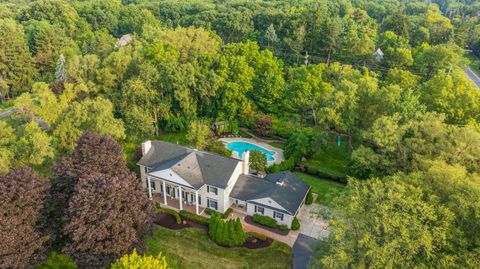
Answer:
[301,143,349,181]
[146,226,291,269]
[154,132,188,145]
[294,172,345,205]
[268,141,285,149]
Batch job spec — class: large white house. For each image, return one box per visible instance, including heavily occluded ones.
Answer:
[138,140,310,228]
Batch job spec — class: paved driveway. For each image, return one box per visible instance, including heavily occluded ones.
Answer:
[464,68,480,88]
[296,202,330,239]
[292,234,318,269]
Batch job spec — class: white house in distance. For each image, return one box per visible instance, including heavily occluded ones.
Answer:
[138,140,310,228]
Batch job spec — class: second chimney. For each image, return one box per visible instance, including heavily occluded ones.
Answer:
[242,150,250,175]
[142,140,152,155]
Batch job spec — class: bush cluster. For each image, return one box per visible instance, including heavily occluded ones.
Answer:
[291,217,300,231]
[245,232,267,241]
[179,210,209,225]
[305,189,314,205]
[279,224,288,231]
[156,203,181,224]
[205,207,233,219]
[209,213,246,247]
[268,157,296,173]
[252,214,277,228]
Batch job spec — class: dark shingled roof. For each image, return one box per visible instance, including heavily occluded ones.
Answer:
[230,171,310,215]
[138,141,241,189]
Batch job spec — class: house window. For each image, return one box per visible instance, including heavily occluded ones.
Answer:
[273,211,284,221]
[151,181,156,190]
[207,198,218,210]
[255,205,264,215]
[145,180,155,190]
[207,186,218,195]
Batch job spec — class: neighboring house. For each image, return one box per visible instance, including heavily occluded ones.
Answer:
[138,140,310,228]
[374,48,384,62]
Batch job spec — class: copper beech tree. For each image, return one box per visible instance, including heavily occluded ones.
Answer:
[0,166,49,268]
[53,132,153,268]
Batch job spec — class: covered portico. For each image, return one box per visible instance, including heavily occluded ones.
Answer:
[146,175,203,215]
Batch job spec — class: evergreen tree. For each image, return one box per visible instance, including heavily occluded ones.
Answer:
[55,53,67,82]
[265,24,278,49]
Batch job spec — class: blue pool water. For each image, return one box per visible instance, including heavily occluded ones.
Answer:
[226,141,275,161]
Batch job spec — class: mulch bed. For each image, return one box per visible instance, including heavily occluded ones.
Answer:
[243,236,273,249]
[153,212,208,232]
[244,216,290,236]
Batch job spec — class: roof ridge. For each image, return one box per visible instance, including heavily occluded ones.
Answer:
[153,140,242,162]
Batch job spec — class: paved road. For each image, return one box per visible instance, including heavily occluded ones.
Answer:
[292,234,318,269]
[0,107,14,119]
[464,68,480,88]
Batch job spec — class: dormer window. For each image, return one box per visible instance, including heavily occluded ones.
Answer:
[207,186,218,195]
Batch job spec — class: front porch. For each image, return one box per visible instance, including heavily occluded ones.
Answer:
[153,193,205,215]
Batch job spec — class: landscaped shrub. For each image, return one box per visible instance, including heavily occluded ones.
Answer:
[268,157,296,173]
[222,208,233,219]
[38,252,77,269]
[305,189,313,205]
[245,232,267,241]
[291,217,300,231]
[156,204,181,224]
[209,213,246,246]
[252,214,277,228]
[254,114,272,137]
[204,208,215,215]
[279,224,288,231]
[179,210,210,225]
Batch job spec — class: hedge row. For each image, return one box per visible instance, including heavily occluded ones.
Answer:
[245,232,267,241]
[205,207,233,219]
[209,213,246,247]
[179,210,210,225]
[156,203,181,224]
[252,214,277,228]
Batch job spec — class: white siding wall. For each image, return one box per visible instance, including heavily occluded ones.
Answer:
[246,203,294,228]
[222,163,243,210]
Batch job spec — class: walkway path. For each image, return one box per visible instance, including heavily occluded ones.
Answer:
[230,210,299,246]
[464,68,480,88]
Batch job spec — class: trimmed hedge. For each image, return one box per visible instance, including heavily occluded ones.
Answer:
[246,232,267,241]
[222,208,233,219]
[279,224,288,231]
[305,189,313,205]
[179,210,210,225]
[291,217,300,230]
[268,157,295,173]
[156,203,181,224]
[252,214,277,228]
[205,207,233,219]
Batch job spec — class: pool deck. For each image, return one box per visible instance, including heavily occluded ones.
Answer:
[219,137,285,165]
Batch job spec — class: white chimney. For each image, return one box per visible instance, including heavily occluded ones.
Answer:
[142,140,152,155]
[242,151,250,175]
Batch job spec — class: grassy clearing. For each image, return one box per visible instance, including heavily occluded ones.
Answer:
[302,144,349,181]
[268,141,285,149]
[294,172,345,205]
[146,225,291,269]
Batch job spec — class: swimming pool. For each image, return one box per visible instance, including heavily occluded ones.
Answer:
[226,141,275,161]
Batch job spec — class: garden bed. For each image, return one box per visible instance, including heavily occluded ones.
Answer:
[244,236,273,249]
[153,212,208,232]
[244,216,289,236]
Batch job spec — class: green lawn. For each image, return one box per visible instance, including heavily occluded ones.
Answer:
[301,143,349,181]
[294,172,345,205]
[268,141,285,149]
[146,226,291,269]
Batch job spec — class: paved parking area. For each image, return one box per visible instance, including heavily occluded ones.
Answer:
[292,234,318,269]
[296,201,330,239]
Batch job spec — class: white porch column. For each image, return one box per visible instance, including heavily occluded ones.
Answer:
[195,190,199,215]
[178,186,183,210]
[147,176,152,200]
[162,181,167,206]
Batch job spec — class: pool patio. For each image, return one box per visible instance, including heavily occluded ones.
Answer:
[219,137,285,165]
